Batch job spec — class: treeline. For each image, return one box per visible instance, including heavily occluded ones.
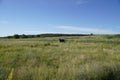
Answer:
[6,34,40,39]
[4,33,93,39]
[39,33,93,37]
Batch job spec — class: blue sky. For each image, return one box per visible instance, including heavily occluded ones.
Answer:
[0,0,120,36]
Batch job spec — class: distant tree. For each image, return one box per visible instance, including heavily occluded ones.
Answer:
[13,34,20,39]
[21,34,27,38]
[7,36,13,39]
[90,33,93,36]
[36,34,41,37]
[31,35,35,38]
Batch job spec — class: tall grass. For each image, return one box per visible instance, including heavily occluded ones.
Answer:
[0,36,120,80]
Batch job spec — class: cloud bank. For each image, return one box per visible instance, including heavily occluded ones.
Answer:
[57,26,116,34]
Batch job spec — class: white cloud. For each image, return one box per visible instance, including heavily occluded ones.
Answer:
[57,26,116,34]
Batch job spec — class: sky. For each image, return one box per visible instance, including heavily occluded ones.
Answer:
[0,0,120,36]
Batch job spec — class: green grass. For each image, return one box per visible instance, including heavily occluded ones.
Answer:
[0,35,120,80]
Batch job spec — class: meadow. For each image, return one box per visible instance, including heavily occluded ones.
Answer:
[0,35,120,80]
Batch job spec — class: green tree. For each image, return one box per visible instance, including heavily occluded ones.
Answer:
[13,34,20,39]
[21,34,27,38]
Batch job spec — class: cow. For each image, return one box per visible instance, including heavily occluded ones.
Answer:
[59,38,65,42]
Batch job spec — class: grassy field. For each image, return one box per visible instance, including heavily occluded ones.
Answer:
[0,35,120,80]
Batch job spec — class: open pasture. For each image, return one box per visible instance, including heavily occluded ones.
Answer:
[0,35,120,80]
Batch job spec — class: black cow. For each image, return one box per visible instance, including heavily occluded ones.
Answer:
[59,39,65,42]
